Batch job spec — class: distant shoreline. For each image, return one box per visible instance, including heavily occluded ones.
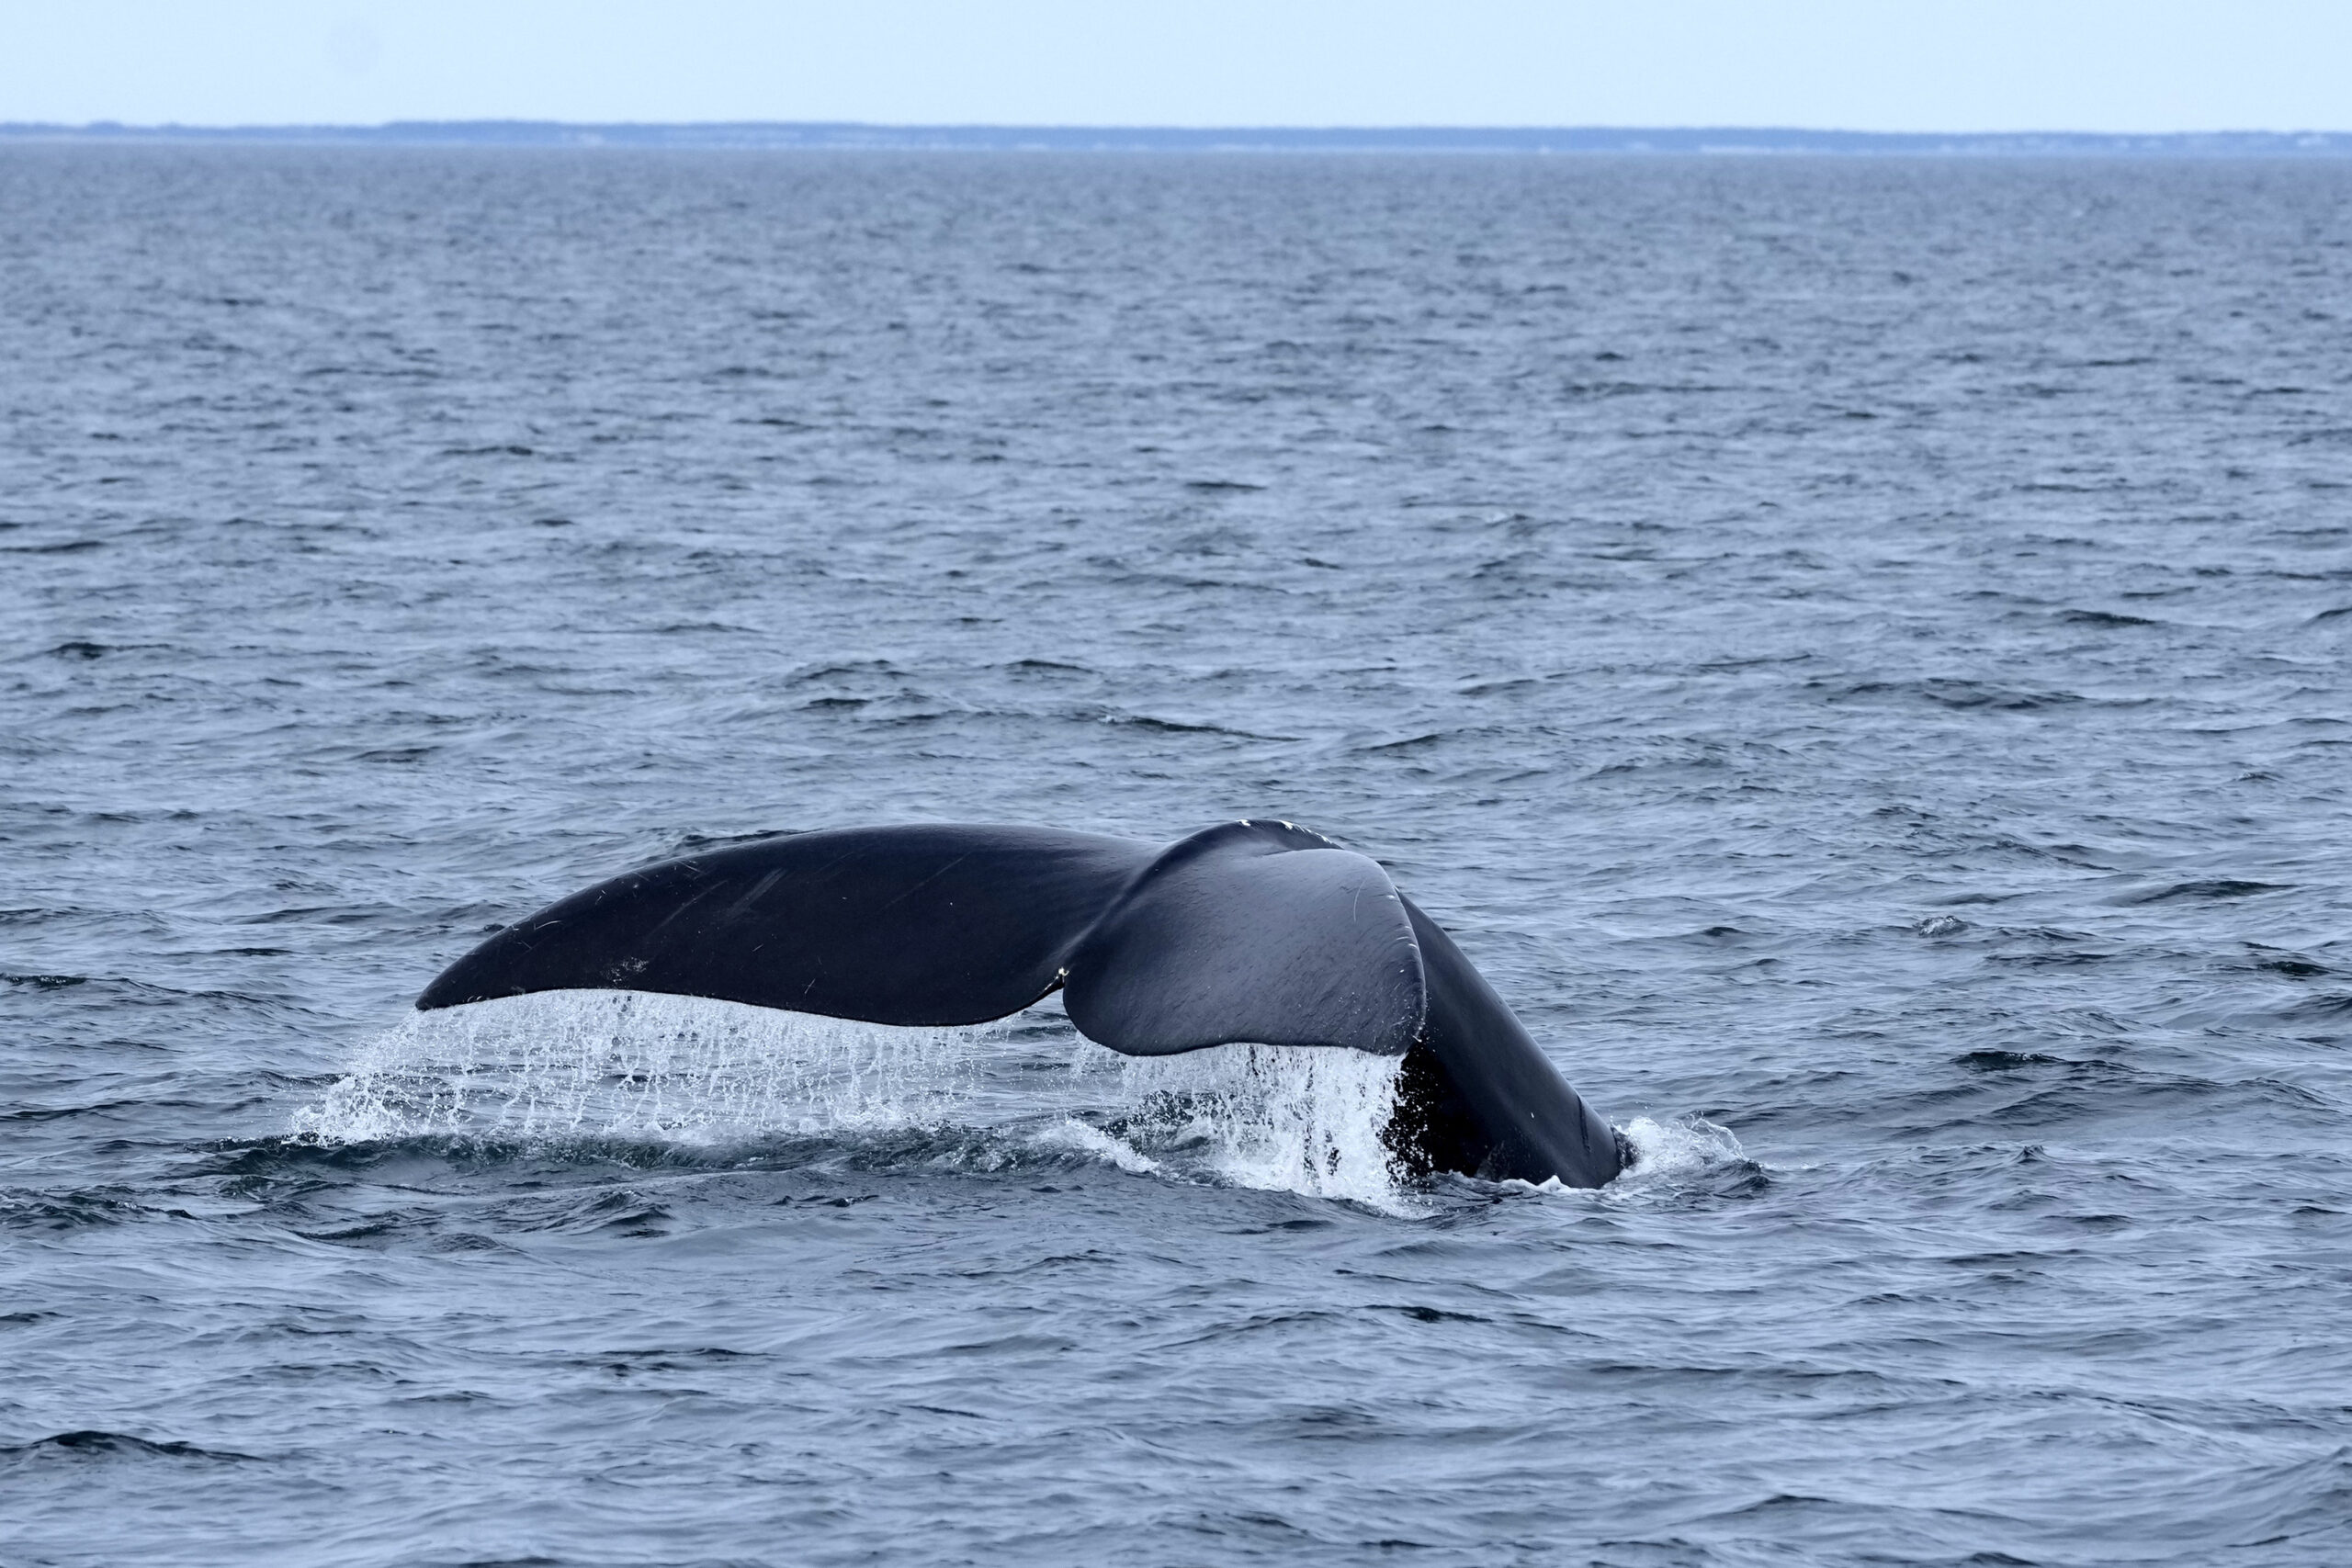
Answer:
[4,121,2349,156]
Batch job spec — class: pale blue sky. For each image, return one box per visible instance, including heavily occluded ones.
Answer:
[4,1,2348,132]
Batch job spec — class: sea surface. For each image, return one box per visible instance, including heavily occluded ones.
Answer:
[4,147,2350,1567]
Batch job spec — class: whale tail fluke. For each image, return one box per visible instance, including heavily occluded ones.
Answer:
[416,818,1620,1188]
[418,819,1426,1056]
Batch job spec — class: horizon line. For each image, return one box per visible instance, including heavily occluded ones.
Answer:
[6,120,2352,155]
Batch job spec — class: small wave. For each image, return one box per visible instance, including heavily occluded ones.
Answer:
[2124,878,2290,903]
[0,1190,161,1232]
[1498,1113,1754,1200]
[0,1430,258,1464]
[1027,1118,1159,1174]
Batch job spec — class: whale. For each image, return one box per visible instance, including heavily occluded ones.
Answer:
[417,819,1624,1188]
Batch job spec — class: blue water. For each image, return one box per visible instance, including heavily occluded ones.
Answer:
[4,147,2351,1567]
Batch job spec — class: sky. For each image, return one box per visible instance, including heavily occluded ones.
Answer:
[4,1,2349,133]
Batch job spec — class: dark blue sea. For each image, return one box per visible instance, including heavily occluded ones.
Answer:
[5,147,2351,1567]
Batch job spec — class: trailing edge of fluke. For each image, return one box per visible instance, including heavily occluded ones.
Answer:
[417,819,1624,1188]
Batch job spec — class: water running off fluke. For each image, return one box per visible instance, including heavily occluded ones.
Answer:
[294,990,1443,1209]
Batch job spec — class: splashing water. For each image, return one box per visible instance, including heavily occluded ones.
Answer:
[290,991,1416,1208]
[291,990,998,1145]
[1487,1115,1748,1200]
[1614,1113,1746,1179]
[1108,1044,1408,1208]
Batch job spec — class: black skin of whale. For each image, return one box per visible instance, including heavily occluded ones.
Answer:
[417,820,1623,1188]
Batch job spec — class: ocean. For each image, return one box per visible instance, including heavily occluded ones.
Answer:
[4,145,2349,1566]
